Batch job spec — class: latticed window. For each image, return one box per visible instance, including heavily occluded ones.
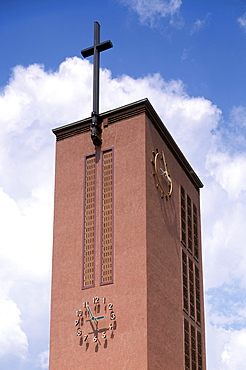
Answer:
[197,331,203,370]
[183,320,203,370]
[189,258,195,319]
[181,185,203,369]
[191,325,197,370]
[195,266,201,325]
[181,186,186,245]
[180,186,200,262]
[182,251,189,312]
[83,155,96,288]
[101,149,113,284]
[182,251,202,324]
[193,204,199,260]
[184,319,190,370]
[187,195,192,253]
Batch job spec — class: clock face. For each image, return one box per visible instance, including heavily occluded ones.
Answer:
[74,297,116,347]
[152,150,173,197]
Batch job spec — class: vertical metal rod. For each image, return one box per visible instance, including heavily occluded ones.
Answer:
[93,22,100,116]
[81,22,113,146]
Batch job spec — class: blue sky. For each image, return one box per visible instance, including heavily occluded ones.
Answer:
[0,1,246,369]
[1,0,246,119]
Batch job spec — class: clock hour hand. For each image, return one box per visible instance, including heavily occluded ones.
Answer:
[94,315,106,320]
[86,314,106,322]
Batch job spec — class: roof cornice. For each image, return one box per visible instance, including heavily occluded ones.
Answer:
[52,98,203,189]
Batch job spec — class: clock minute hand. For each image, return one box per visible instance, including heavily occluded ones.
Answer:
[86,303,95,321]
[162,152,168,172]
[160,167,172,183]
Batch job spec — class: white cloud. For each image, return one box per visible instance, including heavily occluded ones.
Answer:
[0,56,246,368]
[120,0,182,26]
[206,150,246,199]
[206,322,246,370]
[238,13,246,31]
[0,186,51,366]
[101,70,221,175]
[37,349,49,369]
[191,12,211,35]
[221,329,246,369]
[0,299,28,358]
[0,186,53,279]
[181,47,190,61]
[230,105,246,127]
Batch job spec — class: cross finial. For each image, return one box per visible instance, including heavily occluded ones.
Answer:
[81,22,113,146]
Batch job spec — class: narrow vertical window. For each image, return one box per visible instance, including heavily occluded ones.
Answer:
[181,186,186,245]
[182,250,189,313]
[187,195,192,253]
[101,149,113,284]
[191,325,197,370]
[195,266,201,325]
[197,330,203,370]
[193,204,199,260]
[189,258,195,319]
[83,155,96,288]
[184,319,190,370]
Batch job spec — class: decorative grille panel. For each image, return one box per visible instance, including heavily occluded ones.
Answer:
[101,150,113,284]
[83,155,95,288]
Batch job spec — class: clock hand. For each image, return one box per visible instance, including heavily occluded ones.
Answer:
[162,151,168,172]
[86,314,106,322]
[160,168,172,183]
[86,303,95,321]
[160,167,166,175]
[94,315,106,320]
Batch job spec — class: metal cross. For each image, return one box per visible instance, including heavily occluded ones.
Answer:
[81,22,113,146]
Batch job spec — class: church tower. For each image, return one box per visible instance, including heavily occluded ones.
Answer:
[49,23,206,370]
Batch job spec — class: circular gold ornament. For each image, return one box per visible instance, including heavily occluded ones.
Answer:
[152,150,173,197]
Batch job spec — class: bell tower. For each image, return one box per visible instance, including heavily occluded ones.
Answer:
[49,23,206,370]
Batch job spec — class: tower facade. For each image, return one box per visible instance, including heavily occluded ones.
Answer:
[49,99,206,369]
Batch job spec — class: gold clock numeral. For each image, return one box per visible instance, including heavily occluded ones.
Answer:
[83,334,88,342]
[77,328,82,336]
[93,296,99,304]
[76,310,83,316]
[93,335,98,342]
[102,331,106,339]
[109,323,113,330]
[75,319,80,326]
[110,312,116,320]
[102,297,106,304]
[108,303,113,310]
